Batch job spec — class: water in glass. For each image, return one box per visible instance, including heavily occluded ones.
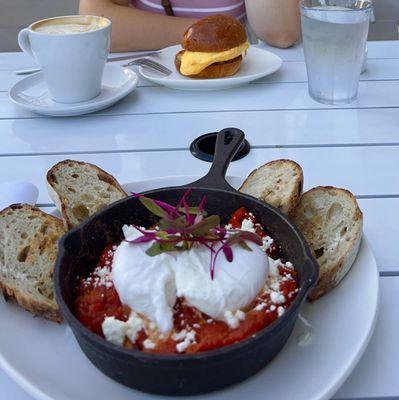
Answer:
[301,1,372,105]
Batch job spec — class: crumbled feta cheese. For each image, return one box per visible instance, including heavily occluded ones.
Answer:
[102,316,128,346]
[268,258,281,277]
[172,329,188,341]
[270,291,286,304]
[261,236,274,252]
[285,261,294,269]
[224,224,233,230]
[235,309,246,321]
[277,306,285,317]
[224,310,239,329]
[102,312,145,346]
[143,339,156,349]
[175,330,196,353]
[270,305,276,311]
[125,312,144,343]
[95,266,108,278]
[224,310,246,329]
[254,302,266,311]
[240,218,255,232]
[270,281,280,291]
[87,264,113,288]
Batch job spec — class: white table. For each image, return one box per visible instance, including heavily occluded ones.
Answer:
[1,40,399,400]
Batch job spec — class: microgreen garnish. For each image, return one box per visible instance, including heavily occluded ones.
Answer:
[127,190,262,279]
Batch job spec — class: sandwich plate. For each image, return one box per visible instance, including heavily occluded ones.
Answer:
[138,45,283,90]
[0,176,378,400]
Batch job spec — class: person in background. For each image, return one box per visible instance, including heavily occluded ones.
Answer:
[79,0,301,52]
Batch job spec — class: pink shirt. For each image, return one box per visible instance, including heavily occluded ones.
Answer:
[130,0,246,20]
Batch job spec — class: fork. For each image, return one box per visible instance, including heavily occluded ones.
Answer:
[123,58,172,75]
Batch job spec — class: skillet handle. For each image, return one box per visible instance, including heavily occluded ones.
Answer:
[189,127,244,192]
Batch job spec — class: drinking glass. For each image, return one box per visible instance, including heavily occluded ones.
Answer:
[300,0,372,105]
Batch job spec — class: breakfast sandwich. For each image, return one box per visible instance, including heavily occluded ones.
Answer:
[175,14,249,79]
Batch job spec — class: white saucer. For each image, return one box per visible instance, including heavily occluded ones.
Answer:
[9,64,138,117]
[0,175,379,400]
[139,45,282,90]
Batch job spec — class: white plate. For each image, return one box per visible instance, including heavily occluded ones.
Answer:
[9,64,138,117]
[0,176,378,400]
[139,45,282,90]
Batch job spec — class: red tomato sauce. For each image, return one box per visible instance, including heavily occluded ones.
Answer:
[75,208,299,354]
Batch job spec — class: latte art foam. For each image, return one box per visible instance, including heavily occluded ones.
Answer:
[33,16,108,35]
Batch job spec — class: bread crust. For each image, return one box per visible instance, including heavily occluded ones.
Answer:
[0,204,64,322]
[291,186,363,300]
[46,159,127,229]
[0,281,62,322]
[239,159,304,216]
[182,14,247,52]
[175,50,243,79]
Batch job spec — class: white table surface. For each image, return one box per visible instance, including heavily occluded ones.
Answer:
[1,40,399,400]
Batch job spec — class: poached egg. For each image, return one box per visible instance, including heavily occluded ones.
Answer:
[112,225,269,333]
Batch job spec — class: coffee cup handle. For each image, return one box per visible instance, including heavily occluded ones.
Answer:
[18,28,34,58]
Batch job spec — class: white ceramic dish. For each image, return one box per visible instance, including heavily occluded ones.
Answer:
[9,64,138,117]
[0,176,378,400]
[139,45,282,90]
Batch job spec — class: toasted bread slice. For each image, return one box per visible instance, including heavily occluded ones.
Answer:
[291,186,363,300]
[0,204,65,322]
[239,160,303,215]
[47,160,127,229]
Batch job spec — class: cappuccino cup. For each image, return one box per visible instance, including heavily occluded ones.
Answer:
[18,15,111,103]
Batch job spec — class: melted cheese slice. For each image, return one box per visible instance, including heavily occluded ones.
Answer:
[180,42,250,76]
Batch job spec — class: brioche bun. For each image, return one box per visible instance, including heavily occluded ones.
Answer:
[176,15,247,78]
[175,51,243,79]
[182,14,247,53]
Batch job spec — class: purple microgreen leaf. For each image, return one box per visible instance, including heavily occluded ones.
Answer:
[222,244,233,262]
[157,236,182,244]
[160,242,181,252]
[175,188,192,209]
[182,197,191,224]
[238,241,252,251]
[177,206,201,215]
[189,215,220,236]
[158,217,187,230]
[125,235,156,244]
[152,199,180,217]
[139,197,170,219]
[198,196,207,214]
[227,230,262,247]
[145,242,163,257]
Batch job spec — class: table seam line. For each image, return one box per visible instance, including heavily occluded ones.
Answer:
[4,105,399,120]
[2,77,399,93]
[1,54,398,71]
[2,142,399,158]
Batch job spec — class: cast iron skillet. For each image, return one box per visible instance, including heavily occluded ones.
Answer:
[54,128,318,396]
